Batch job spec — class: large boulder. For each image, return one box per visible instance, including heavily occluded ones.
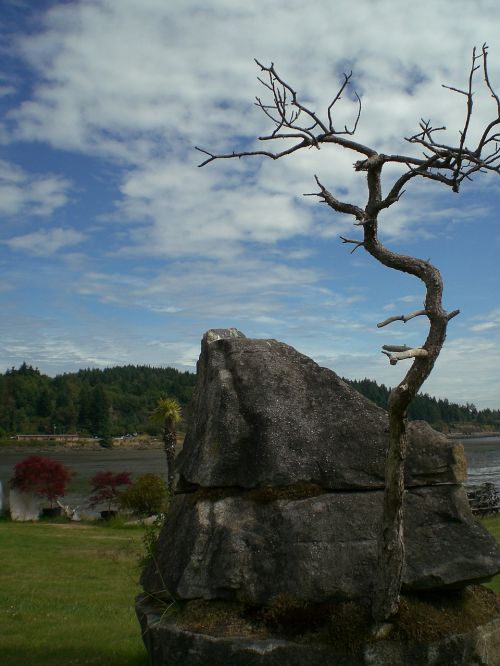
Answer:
[176,330,465,491]
[139,329,500,665]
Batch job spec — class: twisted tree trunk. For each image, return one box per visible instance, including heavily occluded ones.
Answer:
[362,168,457,621]
[163,428,177,494]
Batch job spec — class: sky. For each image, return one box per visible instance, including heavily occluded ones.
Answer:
[0,0,499,409]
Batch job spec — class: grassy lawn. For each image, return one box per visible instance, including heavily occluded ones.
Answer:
[1,514,499,665]
[0,519,148,666]
[481,514,500,594]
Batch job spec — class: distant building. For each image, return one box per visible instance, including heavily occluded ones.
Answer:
[14,434,80,442]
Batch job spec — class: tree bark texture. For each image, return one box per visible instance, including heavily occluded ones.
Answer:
[163,430,177,494]
[363,164,453,622]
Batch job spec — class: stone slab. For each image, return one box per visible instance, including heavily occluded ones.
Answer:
[141,484,500,605]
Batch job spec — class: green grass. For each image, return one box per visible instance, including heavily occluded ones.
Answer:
[481,514,500,594]
[0,519,148,665]
[1,514,499,665]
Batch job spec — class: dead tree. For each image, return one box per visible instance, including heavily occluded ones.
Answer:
[196,45,500,626]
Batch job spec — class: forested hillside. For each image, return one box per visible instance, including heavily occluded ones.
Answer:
[1,363,498,438]
[346,378,500,429]
[0,363,196,437]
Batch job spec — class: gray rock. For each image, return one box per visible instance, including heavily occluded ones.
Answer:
[136,593,500,666]
[141,484,500,605]
[176,331,465,491]
[139,329,500,666]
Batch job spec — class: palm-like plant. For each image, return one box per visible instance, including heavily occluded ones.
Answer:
[150,397,182,492]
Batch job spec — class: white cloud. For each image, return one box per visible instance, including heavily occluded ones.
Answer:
[4,227,85,256]
[4,0,499,250]
[74,255,323,321]
[427,336,500,409]
[4,0,500,210]
[469,308,500,334]
[0,85,16,97]
[302,331,500,411]
[0,0,498,407]
[0,159,71,217]
[0,305,199,375]
[471,322,499,333]
[114,159,314,259]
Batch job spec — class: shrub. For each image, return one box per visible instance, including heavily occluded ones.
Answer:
[139,514,166,568]
[119,473,168,517]
[98,434,113,449]
[88,471,132,512]
[10,455,72,507]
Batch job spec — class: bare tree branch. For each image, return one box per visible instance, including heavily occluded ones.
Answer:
[304,176,365,221]
[339,235,365,253]
[377,310,428,328]
[382,345,412,352]
[482,43,500,112]
[254,59,330,135]
[198,46,500,195]
[447,308,461,321]
[195,142,311,167]
[403,45,500,192]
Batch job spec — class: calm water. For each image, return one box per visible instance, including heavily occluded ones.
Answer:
[461,436,500,490]
[1,437,499,507]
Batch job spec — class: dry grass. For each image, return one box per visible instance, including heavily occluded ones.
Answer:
[173,585,500,653]
[176,599,267,639]
[393,585,500,642]
[190,482,327,504]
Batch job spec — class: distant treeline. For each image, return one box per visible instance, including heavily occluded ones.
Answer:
[345,377,500,429]
[0,363,196,437]
[1,363,498,438]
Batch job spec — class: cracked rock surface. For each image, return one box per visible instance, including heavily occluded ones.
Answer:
[175,330,465,491]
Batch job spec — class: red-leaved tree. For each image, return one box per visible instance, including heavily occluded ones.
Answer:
[89,471,132,512]
[11,455,73,507]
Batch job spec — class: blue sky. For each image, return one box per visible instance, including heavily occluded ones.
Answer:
[0,0,499,408]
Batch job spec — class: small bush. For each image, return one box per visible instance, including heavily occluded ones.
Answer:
[98,434,113,449]
[119,473,168,517]
[139,514,166,568]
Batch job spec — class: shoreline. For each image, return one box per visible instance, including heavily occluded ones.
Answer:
[0,439,164,453]
[448,432,500,440]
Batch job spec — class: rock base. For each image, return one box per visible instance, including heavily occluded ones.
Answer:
[136,594,500,666]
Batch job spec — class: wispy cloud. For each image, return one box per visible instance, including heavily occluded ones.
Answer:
[0,1,498,408]
[4,0,499,249]
[4,227,85,256]
[469,308,500,334]
[0,159,71,217]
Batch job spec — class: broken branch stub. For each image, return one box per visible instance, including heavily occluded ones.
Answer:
[382,348,429,365]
